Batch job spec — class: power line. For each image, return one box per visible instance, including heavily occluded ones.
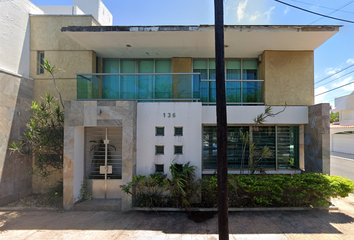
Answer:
[315,63,354,85]
[316,69,354,88]
[289,0,354,15]
[315,81,354,96]
[310,1,354,25]
[274,0,354,24]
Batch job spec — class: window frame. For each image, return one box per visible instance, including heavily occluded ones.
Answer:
[37,51,45,75]
[155,145,164,155]
[155,164,164,173]
[174,127,183,136]
[156,127,164,136]
[174,145,183,155]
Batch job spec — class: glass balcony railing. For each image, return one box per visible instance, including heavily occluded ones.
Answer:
[77,73,200,101]
[77,73,264,104]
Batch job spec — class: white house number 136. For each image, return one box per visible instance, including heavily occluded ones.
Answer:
[163,113,176,118]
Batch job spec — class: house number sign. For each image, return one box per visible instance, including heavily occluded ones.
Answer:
[163,113,176,118]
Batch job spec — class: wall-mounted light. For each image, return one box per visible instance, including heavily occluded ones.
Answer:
[97,109,101,115]
[126,44,131,47]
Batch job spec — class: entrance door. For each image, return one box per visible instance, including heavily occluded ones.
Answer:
[85,127,122,199]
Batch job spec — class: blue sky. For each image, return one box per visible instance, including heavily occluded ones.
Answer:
[31,0,354,107]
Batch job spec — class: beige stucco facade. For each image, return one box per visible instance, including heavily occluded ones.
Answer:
[260,50,314,106]
[30,16,97,102]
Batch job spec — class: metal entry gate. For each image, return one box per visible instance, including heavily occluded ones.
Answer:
[85,127,122,199]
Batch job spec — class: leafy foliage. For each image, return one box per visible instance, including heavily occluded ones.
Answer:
[330,111,339,123]
[199,173,354,207]
[9,94,64,178]
[121,161,197,209]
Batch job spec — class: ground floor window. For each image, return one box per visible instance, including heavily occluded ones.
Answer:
[202,125,300,170]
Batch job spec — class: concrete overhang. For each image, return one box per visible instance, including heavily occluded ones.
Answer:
[61,25,341,58]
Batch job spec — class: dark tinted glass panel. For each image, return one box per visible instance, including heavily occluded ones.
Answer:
[277,126,299,169]
[175,127,183,136]
[175,146,183,154]
[155,164,164,173]
[156,146,164,154]
[203,126,249,169]
[252,126,276,169]
[156,127,164,136]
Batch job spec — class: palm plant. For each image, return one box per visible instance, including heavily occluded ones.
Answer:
[167,160,197,211]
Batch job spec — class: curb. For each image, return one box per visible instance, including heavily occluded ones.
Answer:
[0,207,58,211]
[132,206,338,212]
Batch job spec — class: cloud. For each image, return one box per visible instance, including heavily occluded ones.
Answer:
[325,67,341,75]
[347,58,354,64]
[249,11,261,21]
[315,86,329,102]
[237,0,248,22]
[333,76,354,92]
[225,0,275,24]
[284,6,289,15]
[264,6,275,20]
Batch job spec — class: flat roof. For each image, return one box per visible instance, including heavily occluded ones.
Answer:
[61,25,341,58]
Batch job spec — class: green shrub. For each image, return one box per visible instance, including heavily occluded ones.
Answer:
[200,173,354,208]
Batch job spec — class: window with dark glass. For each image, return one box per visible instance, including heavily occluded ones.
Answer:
[155,146,164,155]
[277,126,299,169]
[37,51,45,75]
[174,146,183,154]
[174,127,183,136]
[156,127,164,136]
[155,164,164,173]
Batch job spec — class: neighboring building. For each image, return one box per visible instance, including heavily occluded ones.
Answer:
[0,0,111,206]
[331,92,354,154]
[1,0,337,210]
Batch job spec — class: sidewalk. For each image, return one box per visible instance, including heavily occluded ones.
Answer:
[1,196,354,239]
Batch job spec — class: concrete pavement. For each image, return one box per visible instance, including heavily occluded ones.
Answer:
[1,196,354,239]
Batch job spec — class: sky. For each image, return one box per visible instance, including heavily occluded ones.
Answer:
[30,0,354,108]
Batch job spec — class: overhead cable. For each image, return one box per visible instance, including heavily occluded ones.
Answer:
[315,81,354,96]
[316,69,354,87]
[274,0,354,24]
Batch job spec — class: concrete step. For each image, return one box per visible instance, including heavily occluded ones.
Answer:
[74,199,121,211]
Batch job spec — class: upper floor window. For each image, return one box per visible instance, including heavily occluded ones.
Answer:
[37,51,45,75]
[102,59,172,99]
[193,59,261,104]
[193,59,258,80]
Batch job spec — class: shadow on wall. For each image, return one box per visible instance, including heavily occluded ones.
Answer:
[0,73,34,206]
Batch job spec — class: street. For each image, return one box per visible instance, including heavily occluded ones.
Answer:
[331,152,354,180]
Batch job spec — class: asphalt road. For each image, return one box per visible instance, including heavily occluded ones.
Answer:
[331,152,354,180]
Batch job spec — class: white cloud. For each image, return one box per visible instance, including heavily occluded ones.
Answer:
[315,86,329,103]
[347,58,354,64]
[264,6,275,20]
[333,76,354,92]
[249,11,261,21]
[284,6,289,15]
[325,67,341,75]
[237,0,248,22]
[225,0,275,24]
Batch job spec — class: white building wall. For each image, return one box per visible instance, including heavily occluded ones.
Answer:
[37,6,85,15]
[202,106,308,124]
[73,0,112,25]
[0,0,43,76]
[137,102,202,179]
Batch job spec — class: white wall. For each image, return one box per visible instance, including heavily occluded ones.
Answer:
[73,0,112,25]
[0,0,43,76]
[137,102,202,179]
[73,127,84,202]
[37,5,85,15]
[341,110,354,122]
[202,106,308,124]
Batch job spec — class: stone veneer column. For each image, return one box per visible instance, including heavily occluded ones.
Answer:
[63,100,137,210]
[304,103,330,174]
[0,72,34,206]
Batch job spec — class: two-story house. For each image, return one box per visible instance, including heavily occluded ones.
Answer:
[0,0,338,210]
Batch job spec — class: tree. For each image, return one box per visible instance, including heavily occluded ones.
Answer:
[330,111,339,123]
[9,94,64,178]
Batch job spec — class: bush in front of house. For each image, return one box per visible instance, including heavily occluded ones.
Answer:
[199,173,354,208]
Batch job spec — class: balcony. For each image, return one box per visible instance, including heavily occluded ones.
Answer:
[77,73,264,104]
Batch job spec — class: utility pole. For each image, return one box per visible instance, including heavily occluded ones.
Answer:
[214,0,229,239]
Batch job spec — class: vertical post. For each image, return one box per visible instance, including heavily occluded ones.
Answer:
[215,0,229,239]
[104,128,109,199]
